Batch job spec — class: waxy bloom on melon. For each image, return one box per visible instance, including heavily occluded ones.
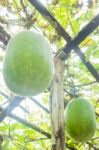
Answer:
[3,31,54,96]
[65,97,96,142]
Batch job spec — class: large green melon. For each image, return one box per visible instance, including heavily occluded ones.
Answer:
[65,97,96,142]
[3,31,54,96]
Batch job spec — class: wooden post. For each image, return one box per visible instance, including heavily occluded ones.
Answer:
[50,57,65,150]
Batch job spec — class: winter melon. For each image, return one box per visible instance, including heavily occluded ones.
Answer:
[65,97,96,142]
[3,31,54,96]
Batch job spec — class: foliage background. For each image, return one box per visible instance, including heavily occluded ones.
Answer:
[0,0,99,149]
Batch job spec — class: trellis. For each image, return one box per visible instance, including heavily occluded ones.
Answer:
[0,0,99,150]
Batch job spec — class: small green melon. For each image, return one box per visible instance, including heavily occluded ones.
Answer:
[3,31,54,96]
[65,97,96,142]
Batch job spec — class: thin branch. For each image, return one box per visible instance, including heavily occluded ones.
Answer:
[0,107,51,138]
[0,91,49,114]
[25,137,50,142]
[91,137,99,140]
[13,0,22,20]
[0,17,8,24]
[74,47,99,82]
[66,0,75,35]
[0,91,10,100]
[19,105,29,114]
[0,91,49,116]
[0,43,6,50]
[78,81,97,87]
[0,91,29,114]
[30,97,50,113]
[86,142,98,150]
[20,0,29,20]
[8,113,50,138]
[64,89,72,96]
[65,81,97,87]
[28,0,71,42]
[0,96,24,122]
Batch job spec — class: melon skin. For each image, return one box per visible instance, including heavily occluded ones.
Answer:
[65,97,96,142]
[3,31,54,96]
